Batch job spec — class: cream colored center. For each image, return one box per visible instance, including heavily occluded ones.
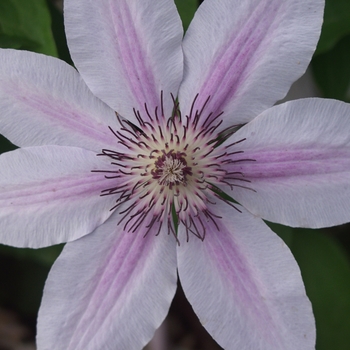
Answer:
[158,156,186,186]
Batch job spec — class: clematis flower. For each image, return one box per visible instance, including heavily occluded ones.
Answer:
[1,0,350,349]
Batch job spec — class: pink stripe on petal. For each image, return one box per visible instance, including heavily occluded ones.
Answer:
[0,50,117,151]
[177,202,315,350]
[229,149,350,180]
[0,146,116,247]
[65,0,183,122]
[6,85,115,148]
[185,2,281,124]
[179,0,324,130]
[37,212,177,350]
[225,98,350,228]
[108,1,159,114]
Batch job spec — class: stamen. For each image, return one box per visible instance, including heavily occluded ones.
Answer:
[160,90,164,119]
[144,103,154,122]
[189,93,199,121]
[93,92,255,241]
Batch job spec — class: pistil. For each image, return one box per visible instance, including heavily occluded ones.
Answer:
[152,150,192,188]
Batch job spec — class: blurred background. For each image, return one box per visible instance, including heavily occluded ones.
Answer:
[1,0,350,349]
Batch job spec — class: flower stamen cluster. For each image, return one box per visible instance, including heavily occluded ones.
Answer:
[94,94,254,241]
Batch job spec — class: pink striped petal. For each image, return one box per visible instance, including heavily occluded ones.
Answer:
[64,0,183,124]
[179,0,324,131]
[224,98,350,228]
[0,146,116,248]
[37,212,178,350]
[177,202,315,350]
[0,49,118,152]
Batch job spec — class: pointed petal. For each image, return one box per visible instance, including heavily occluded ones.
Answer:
[0,49,117,152]
[177,203,315,350]
[65,0,183,123]
[224,98,350,228]
[0,146,116,248]
[37,212,177,350]
[179,0,324,130]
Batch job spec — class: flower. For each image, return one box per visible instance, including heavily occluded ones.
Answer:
[0,0,350,349]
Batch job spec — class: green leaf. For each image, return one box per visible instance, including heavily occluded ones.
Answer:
[312,34,350,102]
[0,0,57,56]
[0,244,63,266]
[316,0,350,54]
[0,134,16,155]
[290,229,350,350]
[47,0,72,64]
[174,0,197,31]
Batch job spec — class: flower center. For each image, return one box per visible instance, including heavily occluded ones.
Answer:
[94,94,252,241]
[152,150,191,187]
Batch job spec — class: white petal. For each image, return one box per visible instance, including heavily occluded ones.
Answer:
[224,98,350,228]
[179,0,324,131]
[37,212,178,350]
[0,146,116,248]
[177,203,315,350]
[64,0,183,123]
[0,49,118,152]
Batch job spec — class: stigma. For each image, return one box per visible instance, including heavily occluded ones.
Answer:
[152,150,191,187]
